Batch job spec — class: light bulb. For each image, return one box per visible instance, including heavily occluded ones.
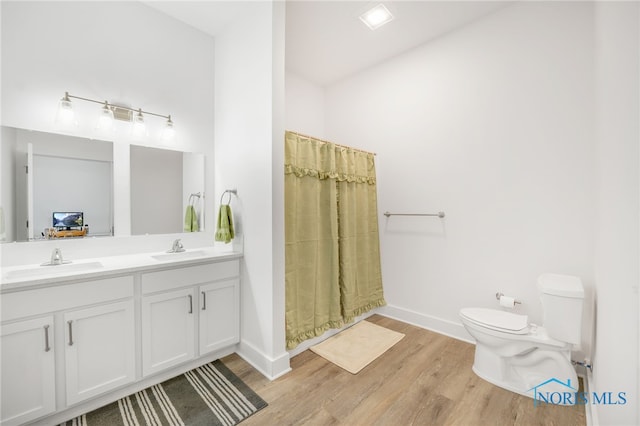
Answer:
[54,92,77,131]
[130,108,147,140]
[161,115,176,143]
[95,101,114,133]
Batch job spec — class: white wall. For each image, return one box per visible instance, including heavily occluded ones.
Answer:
[214,1,289,379]
[324,2,596,359]
[285,71,326,138]
[592,2,639,425]
[1,1,215,240]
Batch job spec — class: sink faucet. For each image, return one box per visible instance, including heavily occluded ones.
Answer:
[50,248,64,265]
[169,239,185,253]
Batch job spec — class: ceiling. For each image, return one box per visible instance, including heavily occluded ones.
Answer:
[145,1,512,87]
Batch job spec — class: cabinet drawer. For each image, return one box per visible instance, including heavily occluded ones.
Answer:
[1,276,134,323]
[141,260,239,294]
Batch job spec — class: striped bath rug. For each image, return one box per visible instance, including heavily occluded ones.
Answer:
[59,360,267,426]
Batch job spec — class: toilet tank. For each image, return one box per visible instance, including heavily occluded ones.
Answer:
[538,273,584,344]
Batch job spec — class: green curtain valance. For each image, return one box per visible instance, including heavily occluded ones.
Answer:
[284,132,376,184]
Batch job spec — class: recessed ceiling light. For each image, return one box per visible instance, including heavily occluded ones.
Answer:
[359,3,394,30]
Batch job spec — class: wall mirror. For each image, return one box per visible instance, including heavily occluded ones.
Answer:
[1,126,114,242]
[130,145,205,236]
[0,127,205,242]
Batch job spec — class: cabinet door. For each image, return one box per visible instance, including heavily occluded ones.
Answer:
[1,316,56,426]
[142,288,195,377]
[199,279,239,355]
[64,300,135,405]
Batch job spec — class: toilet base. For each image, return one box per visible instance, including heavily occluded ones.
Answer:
[472,343,579,404]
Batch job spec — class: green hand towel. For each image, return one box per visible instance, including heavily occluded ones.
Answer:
[184,205,199,232]
[215,204,235,244]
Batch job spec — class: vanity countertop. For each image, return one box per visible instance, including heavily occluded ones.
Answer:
[1,247,242,292]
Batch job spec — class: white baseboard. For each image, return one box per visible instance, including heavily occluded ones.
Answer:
[377,304,475,344]
[237,339,291,381]
[583,367,599,426]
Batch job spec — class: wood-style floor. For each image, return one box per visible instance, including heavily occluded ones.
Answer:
[222,315,586,426]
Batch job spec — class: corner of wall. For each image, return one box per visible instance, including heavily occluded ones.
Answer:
[237,340,291,381]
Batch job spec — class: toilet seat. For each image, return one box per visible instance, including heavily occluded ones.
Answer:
[460,308,529,335]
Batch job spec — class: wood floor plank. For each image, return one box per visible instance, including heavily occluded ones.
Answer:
[223,315,586,426]
[372,375,455,426]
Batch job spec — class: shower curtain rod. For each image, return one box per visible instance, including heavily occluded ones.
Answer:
[287,130,377,156]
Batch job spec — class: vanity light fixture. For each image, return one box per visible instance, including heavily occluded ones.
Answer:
[160,115,176,143]
[55,91,175,141]
[54,92,77,130]
[359,3,394,30]
[130,108,147,140]
[95,101,115,133]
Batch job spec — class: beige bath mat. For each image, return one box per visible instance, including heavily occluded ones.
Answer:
[310,320,405,374]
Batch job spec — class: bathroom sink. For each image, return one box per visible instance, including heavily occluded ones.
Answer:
[151,250,209,262]
[3,261,104,280]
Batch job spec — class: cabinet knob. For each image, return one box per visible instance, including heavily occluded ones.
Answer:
[201,291,207,310]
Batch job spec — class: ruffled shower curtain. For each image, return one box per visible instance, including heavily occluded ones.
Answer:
[285,131,386,350]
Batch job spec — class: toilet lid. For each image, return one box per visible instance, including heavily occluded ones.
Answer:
[460,308,529,334]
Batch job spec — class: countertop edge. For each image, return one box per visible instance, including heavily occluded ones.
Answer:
[1,250,243,293]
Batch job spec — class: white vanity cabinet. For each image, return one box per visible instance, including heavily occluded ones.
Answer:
[1,316,56,426]
[199,278,239,355]
[141,288,196,376]
[64,300,136,405]
[140,260,240,376]
[0,275,134,425]
[0,254,241,425]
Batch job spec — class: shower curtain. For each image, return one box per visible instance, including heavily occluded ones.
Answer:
[285,131,385,350]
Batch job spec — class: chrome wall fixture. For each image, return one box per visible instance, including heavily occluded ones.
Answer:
[188,192,202,204]
[383,211,445,218]
[55,91,175,142]
[220,189,237,205]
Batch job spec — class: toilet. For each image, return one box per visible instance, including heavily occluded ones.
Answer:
[459,273,584,399]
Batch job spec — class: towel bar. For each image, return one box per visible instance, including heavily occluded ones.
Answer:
[383,211,445,218]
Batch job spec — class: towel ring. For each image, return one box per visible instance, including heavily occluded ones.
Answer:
[188,192,202,205]
[220,189,237,205]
